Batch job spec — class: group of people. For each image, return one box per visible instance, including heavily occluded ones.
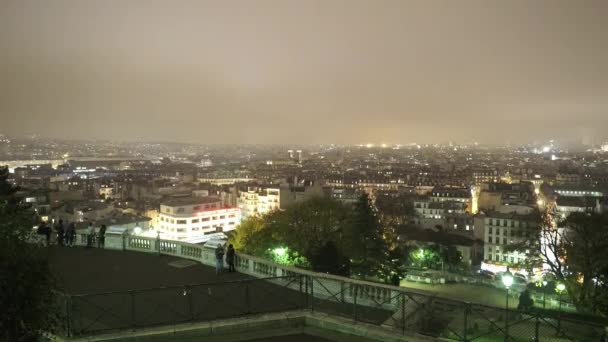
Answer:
[85,222,106,249]
[36,219,106,248]
[37,219,76,247]
[214,243,236,274]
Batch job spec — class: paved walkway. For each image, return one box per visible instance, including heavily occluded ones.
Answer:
[47,247,308,336]
[47,246,249,294]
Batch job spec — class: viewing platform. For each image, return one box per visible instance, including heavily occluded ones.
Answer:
[45,233,607,341]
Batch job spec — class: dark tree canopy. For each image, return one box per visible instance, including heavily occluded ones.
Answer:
[0,167,58,341]
[345,193,389,278]
[231,194,397,279]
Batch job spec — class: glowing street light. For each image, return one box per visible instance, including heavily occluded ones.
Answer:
[502,270,514,288]
[273,247,287,257]
[502,270,514,342]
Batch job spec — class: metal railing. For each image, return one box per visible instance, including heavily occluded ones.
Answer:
[57,275,306,337]
[61,232,606,341]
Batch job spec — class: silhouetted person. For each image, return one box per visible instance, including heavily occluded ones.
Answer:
[66,222,76,247]
[98,224,106,248]
[37,222,51,246]
[390,273,400,286]
[517,289,534,311]
[55,219,65,246]
[215,244,225,274]
[226,244,236,272]
[86,222,95,248]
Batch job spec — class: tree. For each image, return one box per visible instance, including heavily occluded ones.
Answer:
[346,193,389,278]
[310,241,350,276]
[231,215,276,256]
[375,192,416,249]
[0,167,58,341]
[517,208,608,314]
[559,212,608,313]
[276,196,351,267]
[440,244,463,271]
[230,197,352,275]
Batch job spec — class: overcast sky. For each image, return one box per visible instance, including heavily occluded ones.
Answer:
[1,0,607,145]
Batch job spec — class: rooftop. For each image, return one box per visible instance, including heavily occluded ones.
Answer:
[556,196,599,208]
[161,196,221,207]
[480,210,541,222]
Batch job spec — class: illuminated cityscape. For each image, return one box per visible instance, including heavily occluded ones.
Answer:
[1,1,608,341]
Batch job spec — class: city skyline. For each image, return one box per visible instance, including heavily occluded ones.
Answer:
[2,0,608,145]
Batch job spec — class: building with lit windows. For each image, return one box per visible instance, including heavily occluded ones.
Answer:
[555,196,601,219]
[158,197,240,242]
[237,186,280,220]
[480,211,541,277]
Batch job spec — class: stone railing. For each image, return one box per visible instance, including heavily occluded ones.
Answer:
[73,230,428,310]
[67,230,601,342]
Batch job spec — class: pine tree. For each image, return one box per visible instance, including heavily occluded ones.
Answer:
[347,193,388,278]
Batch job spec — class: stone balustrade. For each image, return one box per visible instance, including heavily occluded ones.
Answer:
[73,230,424,310]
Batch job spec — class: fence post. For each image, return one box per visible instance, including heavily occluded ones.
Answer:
[130,291,136,329]
[65,294,72,337]
[187,286,194,321]
[463,302,469,342]
[305,275,309,310]
[310,276,315,313]
[245,282,251,314]
[535,315,540,342]
[401,293,406,336]
[352,284,358,323]
[299,275,306,309]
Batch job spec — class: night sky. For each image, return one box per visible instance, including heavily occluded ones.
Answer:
[1,0,607,145]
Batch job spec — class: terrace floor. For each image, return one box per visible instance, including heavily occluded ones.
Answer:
[47,246,250,294]
[46,246,392,340]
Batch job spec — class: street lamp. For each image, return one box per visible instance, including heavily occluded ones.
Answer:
[502,270,514,342]
[542,280,548,309]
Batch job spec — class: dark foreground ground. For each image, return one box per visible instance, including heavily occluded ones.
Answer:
[47,246,393,337]
[47,246,249,294]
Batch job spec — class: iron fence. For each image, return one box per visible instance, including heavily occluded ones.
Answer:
[59,275,306,337]
[56,274,606,341]
[307,279,606,342]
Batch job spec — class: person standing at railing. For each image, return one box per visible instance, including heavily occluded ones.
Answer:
[98,224,106,248]
[55,219,65,247]
[37,221,51,247]
[86,222,95,248]
[215,244,225,274]
[226,244,236,273]
[66,222,76,247]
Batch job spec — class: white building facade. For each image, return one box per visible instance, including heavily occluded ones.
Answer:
[237,187,280,220]
[480,213,541,277]
[158,197,241,242]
